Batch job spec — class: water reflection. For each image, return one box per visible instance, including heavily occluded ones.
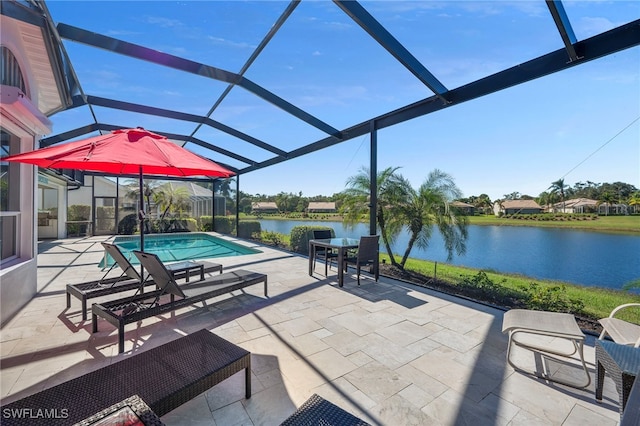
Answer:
[258,219,640,290]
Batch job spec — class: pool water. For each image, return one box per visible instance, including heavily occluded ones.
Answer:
[102,233,260,266]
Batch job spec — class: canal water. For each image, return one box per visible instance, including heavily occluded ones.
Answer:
[258,219,640,290]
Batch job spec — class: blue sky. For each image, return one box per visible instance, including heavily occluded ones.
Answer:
[45,1,639,201]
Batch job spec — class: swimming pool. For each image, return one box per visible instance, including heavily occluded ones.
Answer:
[102,233,260,266]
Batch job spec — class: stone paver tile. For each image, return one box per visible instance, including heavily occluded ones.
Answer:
[410,346,501,403]
[321,329,368,356]
[344,361,411,403]
[277,316,322,337]
[305,347,359,381]
[205,370,254,412]
[281,331,329,357]
[330,310,404,337]
[396,363,449,400]
[375,320,433,347]
[243,383,297,426]
[499,372,579,424]
[507,409,554,425]
[310,328,333,339]
[346,351,374,368]
[212,400,252,426]
[162,394,216,426]
[429,327,483,353]
[478,392,520,425]
[405,336,441,356]
[562,403,618,426]
[359,333,421,370]
[421,388,508,426]
[370,394,436,426]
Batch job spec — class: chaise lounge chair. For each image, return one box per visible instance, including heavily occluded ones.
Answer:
[598,303,640,348]
[66,242,223,320]
[92,250,267,353]
[502,308,591,388]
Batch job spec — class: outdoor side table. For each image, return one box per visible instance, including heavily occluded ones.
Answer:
[595,339,640,417]
[165,261,205,282]
[73,394,165,426]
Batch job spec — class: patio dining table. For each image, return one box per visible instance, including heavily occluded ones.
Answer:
[308,237,359,287]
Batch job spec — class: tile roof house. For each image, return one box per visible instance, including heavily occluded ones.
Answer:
[306,202,336,213]
[551,198,598,213]
[494,199,543,216]
[251,202,279,213]
[451,201,475,215]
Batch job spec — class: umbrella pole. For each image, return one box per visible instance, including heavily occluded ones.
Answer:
[138,167,145,286]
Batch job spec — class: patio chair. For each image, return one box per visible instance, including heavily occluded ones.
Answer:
[312,229,338,276]
[280,394,371,426]
[343,235,380,285]
[92,250,267,353]
[66,242,222,320]
[599,303,640,348]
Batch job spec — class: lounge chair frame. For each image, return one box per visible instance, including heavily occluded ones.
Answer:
[92,251,267,353]
[0,329,250,426]
[502,309,591,389]
[598,303,640,348]
[66,242,222,320]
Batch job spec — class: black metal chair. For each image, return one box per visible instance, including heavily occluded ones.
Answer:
[343,235,380,285]
[312,229,338,276]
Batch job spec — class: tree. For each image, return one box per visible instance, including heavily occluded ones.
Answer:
[549,178,568,211]
[503,192,521,200]
[340,166,410,268]
[154,185,191,219]
[475,194,492,215]
[124,179,159,215]
[598,192,617,216]
[340,167,469,270]
[537,191,559,211]
[396,169,469,268]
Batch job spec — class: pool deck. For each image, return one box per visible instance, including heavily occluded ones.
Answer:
[0,234,623,425]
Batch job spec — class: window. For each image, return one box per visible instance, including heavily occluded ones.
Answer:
[1,46,26,94]
[1,129,21,262]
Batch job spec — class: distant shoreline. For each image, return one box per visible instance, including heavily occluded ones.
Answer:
[245,214,640,236]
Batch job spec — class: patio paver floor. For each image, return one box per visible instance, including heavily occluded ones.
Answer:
[0,235,623,425]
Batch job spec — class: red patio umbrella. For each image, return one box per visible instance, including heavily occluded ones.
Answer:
[1,127,234,254]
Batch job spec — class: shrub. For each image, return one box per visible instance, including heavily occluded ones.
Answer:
[68,204,92,235]
[290,225,335,255]
[238,221,261,239]
[68,204,91,220]
[260,230,287,247]
[118,214,138,235]
[519,282,584,314]
[202,216,233,234]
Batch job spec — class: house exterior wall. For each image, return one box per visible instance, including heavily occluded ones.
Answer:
[0,101,48,325]
[0,15,55,325]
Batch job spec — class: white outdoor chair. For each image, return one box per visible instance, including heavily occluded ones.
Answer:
[598,303,640,348]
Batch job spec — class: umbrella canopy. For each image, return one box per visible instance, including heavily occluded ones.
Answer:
[2,127,234,260]
[1,127,234,178]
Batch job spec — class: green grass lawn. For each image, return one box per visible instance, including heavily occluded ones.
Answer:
[382,254,640,322]
[468,214,640,234]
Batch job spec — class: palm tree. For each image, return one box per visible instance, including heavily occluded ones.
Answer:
[549,178,568,212]
[629,192,640,214]
[340,166,410,267]
[397,169,468,267]
[598,191,617,216]
[154,185,191,220]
